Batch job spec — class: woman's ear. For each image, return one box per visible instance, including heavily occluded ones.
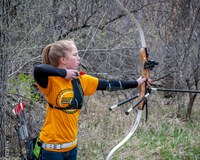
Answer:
[59,57,67,65]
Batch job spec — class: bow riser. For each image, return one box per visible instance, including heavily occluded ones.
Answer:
[138,48,150,110]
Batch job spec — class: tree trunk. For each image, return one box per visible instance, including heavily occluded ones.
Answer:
[0,45,7,158]
[1,0,10,157]
[0,54,7,157]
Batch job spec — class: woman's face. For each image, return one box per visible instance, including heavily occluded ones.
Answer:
[64,45,80,69]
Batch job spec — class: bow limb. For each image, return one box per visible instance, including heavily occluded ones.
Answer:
[115,0,150,110]
[115,0,146,48]
[106,1,149,159]
[106,109,142,160]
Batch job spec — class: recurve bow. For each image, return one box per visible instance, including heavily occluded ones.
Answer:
[106,1,150,159]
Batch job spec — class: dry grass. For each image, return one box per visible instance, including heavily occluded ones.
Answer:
[78,91,200,160]
[4,89,199,159]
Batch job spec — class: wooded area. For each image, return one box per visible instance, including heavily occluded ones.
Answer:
[1,0,200,159]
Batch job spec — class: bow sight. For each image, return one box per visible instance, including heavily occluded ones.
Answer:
[144,60,159,70]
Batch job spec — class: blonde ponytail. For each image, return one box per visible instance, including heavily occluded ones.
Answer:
[41,39,75,67]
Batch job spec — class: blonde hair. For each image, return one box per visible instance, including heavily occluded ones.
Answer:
[42,39,75,66]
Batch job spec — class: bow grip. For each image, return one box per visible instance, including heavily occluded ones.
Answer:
[137,48,150,110]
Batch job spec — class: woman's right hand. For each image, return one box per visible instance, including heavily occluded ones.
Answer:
[65,69,79,80]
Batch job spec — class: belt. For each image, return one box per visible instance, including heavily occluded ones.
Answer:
[38,139,77,150]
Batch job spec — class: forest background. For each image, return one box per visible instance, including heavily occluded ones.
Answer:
[1,0,200,159]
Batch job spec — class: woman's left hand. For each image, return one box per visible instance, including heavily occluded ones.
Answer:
[137,76,151,87]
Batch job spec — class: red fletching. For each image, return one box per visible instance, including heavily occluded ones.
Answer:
[79,71,86,75]
[12,102,25,115]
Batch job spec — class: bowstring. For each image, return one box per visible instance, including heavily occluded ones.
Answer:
[82,7,110,58]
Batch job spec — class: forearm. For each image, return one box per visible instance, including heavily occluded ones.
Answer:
[97,79,138,91]
[34,64,67,88]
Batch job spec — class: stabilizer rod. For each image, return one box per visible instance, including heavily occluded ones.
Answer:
[126,93,150,115]
[151,88,200,94]
[109,94,139,111]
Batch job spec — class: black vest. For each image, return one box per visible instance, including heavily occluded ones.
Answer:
[48,79,84,110]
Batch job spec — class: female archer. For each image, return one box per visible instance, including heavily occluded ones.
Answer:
[33,39,149,160]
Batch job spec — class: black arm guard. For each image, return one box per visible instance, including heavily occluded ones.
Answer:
[97,79,138,91]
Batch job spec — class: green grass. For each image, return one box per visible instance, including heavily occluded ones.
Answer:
[75,92,200,160]
[140,121,200,160]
